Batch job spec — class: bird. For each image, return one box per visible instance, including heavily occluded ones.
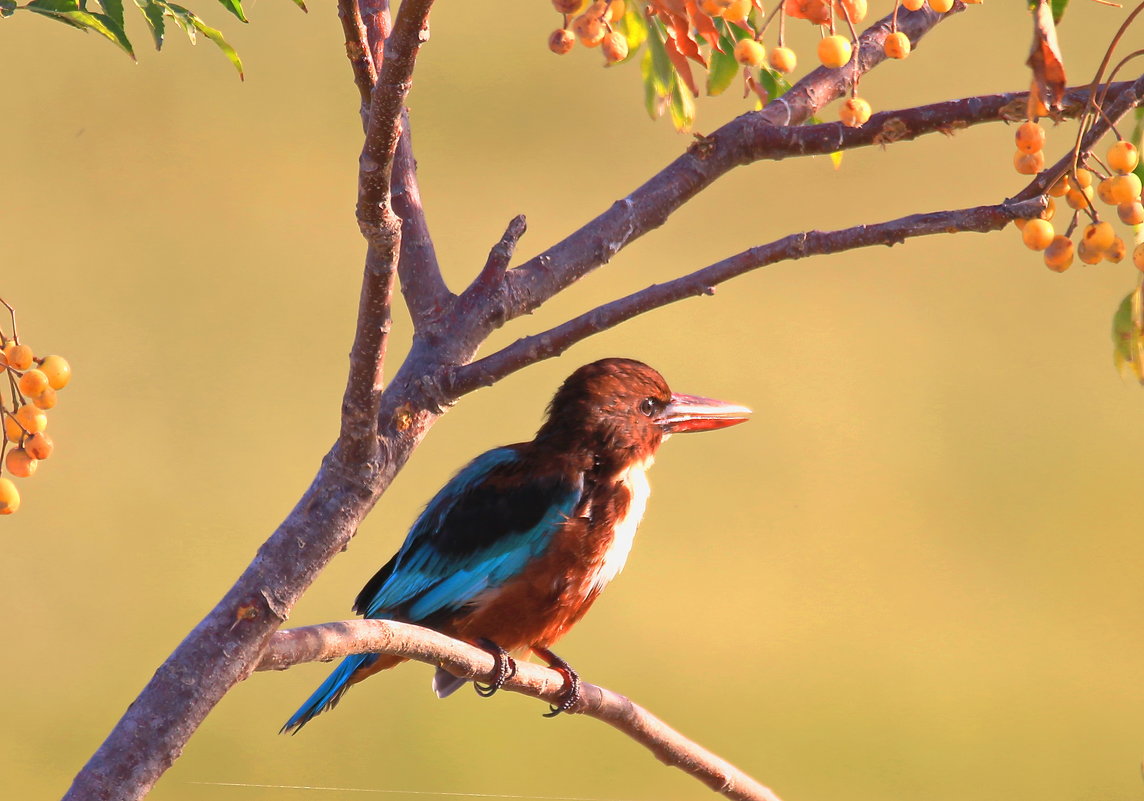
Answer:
[281,357,750,733]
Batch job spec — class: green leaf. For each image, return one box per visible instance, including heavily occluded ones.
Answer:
[640,46,667,121]
[214,0,246,23]
[1111,287,1144,383]
[95,0,123,27]
[288,0,305,9]
[706,43,738,96]
[0,0,18,15]
[25,0,80,11]
[644,18,673,96]
[134,0,165,48]
[706,18,748,96]
[186,8,243,77]
[156,1,243,77]
[756,67,792,103]
[668,78,695,132]
[616,5,646,60]
[26,0,135,57]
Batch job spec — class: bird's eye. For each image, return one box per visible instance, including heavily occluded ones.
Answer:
[638,398,657,417]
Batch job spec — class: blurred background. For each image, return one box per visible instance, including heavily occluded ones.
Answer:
[3,2,1143,800]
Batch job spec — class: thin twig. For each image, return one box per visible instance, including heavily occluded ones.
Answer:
[393,112,452,328]
[446,198,1046,394]
[258,621,784,801]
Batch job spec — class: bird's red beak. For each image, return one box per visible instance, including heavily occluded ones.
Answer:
[657,392,751,434]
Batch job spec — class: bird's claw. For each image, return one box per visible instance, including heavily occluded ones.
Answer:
[473,638,516,698]
[534,647,580,718]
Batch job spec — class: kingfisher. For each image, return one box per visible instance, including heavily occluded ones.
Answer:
[282,357,750,733]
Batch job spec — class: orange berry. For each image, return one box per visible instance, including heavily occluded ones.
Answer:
[38,355,71,390]
[553,0,587,13]
[1107,140,1140,174]
[769,46,797,73]
[601,31,629,63]
[727,38,764,66]
[14,405,45,435]
[1117,200,1144,225]
[15,404,46,435]
[603,0,625,21]
[833,0,866,23]
[802,0,832,24]
[25,432,53,460]
[902,0,925,8]
[1065,185,1094,211]
[1097,177,1118,205]
[1021,218,1054,251]
[1048,174,1070,197]
[817,35,852,69]
[1072,168,1093,188]
[1105,237,1127,264]
[571,9,606,47]
[3,343,33,371]
[4,415,23,443]
[734,38,766,67]
[1043,235,1074,272]
[32,388,57,411]
[548,28,575,54]
[1107,173,1142,205]
[1013,150,1044,175]
[883,31,910,59]
[1041,197,1056,222]
[1015,121,1045,154]
[17,368,49,398]
[1135,243,1144,271]
[1082,221,1115,252]
[928,0,954,11]
[839,97,871,128]
[5,448,36,478]
[1077,240,1103,265]
[0,477,20,514]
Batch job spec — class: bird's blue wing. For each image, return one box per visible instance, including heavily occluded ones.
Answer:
[353,446,583,622]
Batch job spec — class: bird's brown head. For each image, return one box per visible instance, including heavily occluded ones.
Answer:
[535,358,750,471]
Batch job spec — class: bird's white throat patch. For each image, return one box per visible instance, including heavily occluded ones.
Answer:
[588,456,653,595]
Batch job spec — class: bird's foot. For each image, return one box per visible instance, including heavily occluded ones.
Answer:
[473,638,517,698]
[533,647,581,717]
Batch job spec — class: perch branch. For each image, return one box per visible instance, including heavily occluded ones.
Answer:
[447,197,1046,393]
[259,621,783,801]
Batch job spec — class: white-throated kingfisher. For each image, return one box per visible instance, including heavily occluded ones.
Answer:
[282,358,749,732]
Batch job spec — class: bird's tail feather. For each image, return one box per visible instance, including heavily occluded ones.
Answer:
[281,653,378,734]
[432,667,468,698]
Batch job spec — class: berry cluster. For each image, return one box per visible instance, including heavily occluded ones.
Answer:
[548,0,633,64]
[1015,129,1143,273]
[545,0,980,130]
[0,300,70,515]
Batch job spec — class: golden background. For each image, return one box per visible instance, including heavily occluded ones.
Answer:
[2,3,1142,800]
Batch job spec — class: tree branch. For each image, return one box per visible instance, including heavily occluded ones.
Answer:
[258,621,784,801]
[447,197,1047,393]
[60,5,442,801]
[443,70,1143,396]
[340,0,435,457]
[447,3,960,335]
[393,114,452,328]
